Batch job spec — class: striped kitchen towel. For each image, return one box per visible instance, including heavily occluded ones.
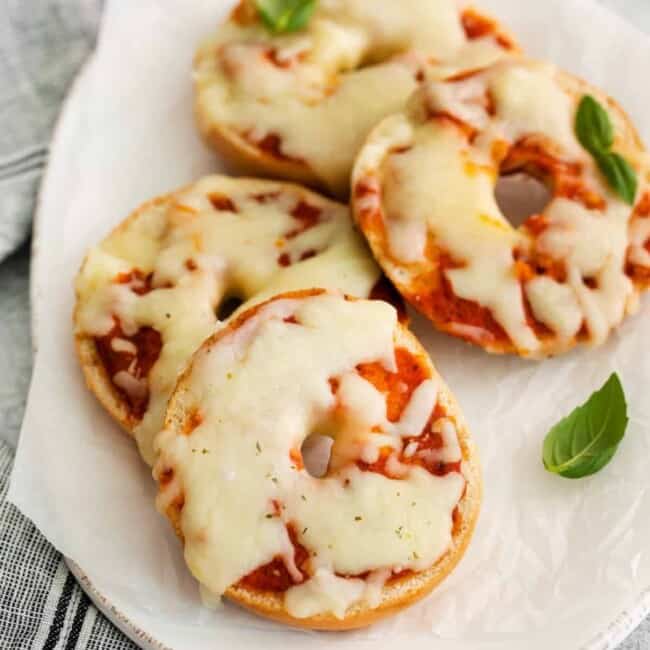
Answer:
[0,0,101,263]
[0,440,136,649]
[0,1,136,647]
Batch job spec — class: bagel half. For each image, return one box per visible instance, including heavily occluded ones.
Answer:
[194,0,519,198]
[155,289,481,630]
[352,58,650,358]
[74,176,392,465]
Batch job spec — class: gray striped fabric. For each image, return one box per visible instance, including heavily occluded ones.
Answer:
[0,0,136,647]
[0,0,102,263]
[0,440,136,649]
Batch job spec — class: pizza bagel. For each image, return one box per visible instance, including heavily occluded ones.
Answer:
[154,289,481,629]
[194,0,518,198]
[352,59,650,358]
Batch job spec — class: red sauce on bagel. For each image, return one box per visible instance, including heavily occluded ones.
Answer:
[94,270,163,419]
[95,321,162,419]
[230,1,257,26]
[404,432,463,477]
[286,201,323,238]
[239,524,309,592]
[423,254,509,344]
[208,193,238,212]
[356,348,464,476]
[357,347,428,423]
[276,201,327,266]
[116,269,154,295]
[249,132,305,165]
[461,8,516,50]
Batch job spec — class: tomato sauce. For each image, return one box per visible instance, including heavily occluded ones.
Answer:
[208,193,238,213]
[362,431,462,478]
[264,48,292,69]
[115,269,153,295]
[452,505,463,536]
[420,255,509,343]
[356,349,460,475]
[357,347,428,423]
[275,201,324,267]
[230,0,257,26]
[263,47,305,69]
[522,213,550,238]
[239,524,309,592]
[253,132,304,164]
[183,408,203,435]
[299,249,317,262]
[95,321,162,419]
[289,447,304,470]
[461,9,516,50]
[251,191,281,204]
[634,192,650,218]
[286,201,322,239]
[428,111,477,141]
[96,270,163,419]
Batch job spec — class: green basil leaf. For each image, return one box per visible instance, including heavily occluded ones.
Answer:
[543,373,628,479]
[574,95,638,205]
[256,0,316,33]
[575,95,614,154]
[595,151,638,205]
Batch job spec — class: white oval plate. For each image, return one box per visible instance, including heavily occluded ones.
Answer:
[26,1,650,649]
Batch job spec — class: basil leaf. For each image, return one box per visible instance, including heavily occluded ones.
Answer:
[575,95,614,154]
[574,95,638,205]
[256,0,316,33]
[543,373,628,479]
[595,151,638,205]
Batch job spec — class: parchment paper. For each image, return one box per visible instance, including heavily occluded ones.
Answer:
[9,0,650,647]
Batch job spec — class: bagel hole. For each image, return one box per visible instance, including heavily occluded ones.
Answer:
[495,173,551,228]
[216,295,244,321]
[301,434,334,478]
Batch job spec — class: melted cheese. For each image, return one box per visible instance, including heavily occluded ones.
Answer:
[330,373,441,473]
[194,0,512,196]
[353,59,648,354]
[389,379,438,438]
[489,62,580,154]
[110,338,137,355]
[382,123,537,351]
[154,294,465,618]
[285,569,365,620]
[75,177,380,464]
[432,418,462,464]
[113,370,147,400]
[525,276,582,340]
[538,199,634,344]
